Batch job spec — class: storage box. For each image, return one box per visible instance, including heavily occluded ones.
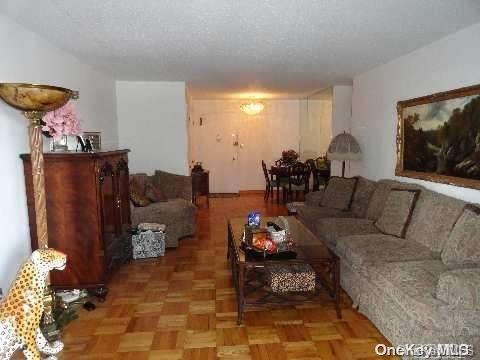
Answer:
[132,230,166,259]
[265,263,316,293]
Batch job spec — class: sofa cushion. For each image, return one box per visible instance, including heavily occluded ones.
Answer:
[296,205,353,233]
[375,189,420,238]
[365,179,424,221]
[320,177,357,210]
[351,177,377,218]
[367,260,450,329]
[405,190,465,253]
[437,268,480,309]
[442,205,480,268]
[316,218,379,249]
[365,180,392,221]
[304,190,325,206]
[336,234,436,269]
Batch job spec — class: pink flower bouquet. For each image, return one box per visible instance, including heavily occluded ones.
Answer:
[42,101,82,140]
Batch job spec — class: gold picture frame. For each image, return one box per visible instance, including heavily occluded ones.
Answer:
[396,84,480,190]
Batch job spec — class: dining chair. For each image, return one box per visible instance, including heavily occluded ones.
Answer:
[283,162,311,201]
[261,160,273,200]
[306,158,330,191]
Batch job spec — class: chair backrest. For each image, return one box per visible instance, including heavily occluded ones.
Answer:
[288,162,310,187]
[305,159,317,171]
[261,160,270,183]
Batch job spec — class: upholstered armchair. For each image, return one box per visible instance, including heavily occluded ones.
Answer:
[130,170,196,248]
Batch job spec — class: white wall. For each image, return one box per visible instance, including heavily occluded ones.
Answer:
[190,100,301,193]
[300,88,333,160]
[116,81,188,175]
[351,22,480,203]
[331,85,353,176]
[0,15,118,291]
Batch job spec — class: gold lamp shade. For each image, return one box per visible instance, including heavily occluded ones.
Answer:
[0,83,77,112]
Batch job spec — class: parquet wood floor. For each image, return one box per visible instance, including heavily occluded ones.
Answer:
[54,194,397,359]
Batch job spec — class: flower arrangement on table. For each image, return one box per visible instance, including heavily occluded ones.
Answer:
[42,101,82,140]
[279,149,299,165]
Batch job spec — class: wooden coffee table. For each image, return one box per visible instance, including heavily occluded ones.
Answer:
[227,216,341,324]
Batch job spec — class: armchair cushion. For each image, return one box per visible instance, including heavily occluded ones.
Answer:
[130,177,151,207]
[437,268,480,309]
[154,170,192,201]
[145,181,168,202]
[442,204,480,268]
[320,177,357,210]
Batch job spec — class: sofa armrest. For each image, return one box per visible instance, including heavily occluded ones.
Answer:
[154,170,192,201]
[305,190,325,206]
[436,268,480,309]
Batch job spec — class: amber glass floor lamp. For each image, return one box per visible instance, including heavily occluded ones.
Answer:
[0,83,78,338]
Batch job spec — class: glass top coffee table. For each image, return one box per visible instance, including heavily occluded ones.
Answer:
[227,216,341,324]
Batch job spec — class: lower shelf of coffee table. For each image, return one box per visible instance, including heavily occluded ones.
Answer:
[233,263,341,324]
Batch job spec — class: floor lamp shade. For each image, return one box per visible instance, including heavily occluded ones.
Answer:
[327,132,361,176]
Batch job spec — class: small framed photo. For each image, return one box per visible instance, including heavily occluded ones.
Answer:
[83,131,102,151]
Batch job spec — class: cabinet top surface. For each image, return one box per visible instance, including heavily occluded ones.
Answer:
[20,149,130,159]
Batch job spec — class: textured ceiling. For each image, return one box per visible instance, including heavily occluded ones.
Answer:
[1,0,480,98]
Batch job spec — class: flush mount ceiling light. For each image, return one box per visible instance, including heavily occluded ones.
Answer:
[240,101,264,115]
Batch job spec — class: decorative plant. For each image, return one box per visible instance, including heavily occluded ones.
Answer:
[281,149,299,164]
[42,101,82,140]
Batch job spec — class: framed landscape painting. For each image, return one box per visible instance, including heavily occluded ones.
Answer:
[396,84,480,189]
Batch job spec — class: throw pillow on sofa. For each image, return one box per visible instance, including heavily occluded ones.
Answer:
[375,188,420,238]
[442,204,480,268]
[145,181,168,202]
[351,177,377,218]
[130,179,151,207]
[320,177,357,210]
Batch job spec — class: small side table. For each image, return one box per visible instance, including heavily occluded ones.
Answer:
[192,170,209,207]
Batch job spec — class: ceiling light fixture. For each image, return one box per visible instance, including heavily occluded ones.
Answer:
[240,101,264,115]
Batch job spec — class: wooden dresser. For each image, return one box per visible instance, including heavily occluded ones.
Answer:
[21,150,131,296]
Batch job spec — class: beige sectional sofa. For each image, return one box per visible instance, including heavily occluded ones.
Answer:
[297,177,480,354]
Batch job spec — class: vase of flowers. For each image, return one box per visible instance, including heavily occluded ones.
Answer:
[280,149,299,165]
[42,101,82,151]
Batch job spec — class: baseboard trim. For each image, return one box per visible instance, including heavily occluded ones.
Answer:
[238,190,264,196]
[208,193,239,198]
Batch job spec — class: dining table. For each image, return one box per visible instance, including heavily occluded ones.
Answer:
[269,164,310,202]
